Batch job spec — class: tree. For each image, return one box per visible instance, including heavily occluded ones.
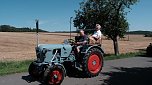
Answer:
[73,0,139,55]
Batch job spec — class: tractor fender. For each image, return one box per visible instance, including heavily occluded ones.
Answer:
[84,45,104,54]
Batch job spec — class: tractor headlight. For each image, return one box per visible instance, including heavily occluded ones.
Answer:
[35,47,46,63]
[42,48,47,55]
[36,52,42,62]
[36,48,40,57]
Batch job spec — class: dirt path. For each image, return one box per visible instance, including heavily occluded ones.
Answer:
[0,56,152,85]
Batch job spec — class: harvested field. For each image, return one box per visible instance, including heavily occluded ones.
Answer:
[0,32,151,61]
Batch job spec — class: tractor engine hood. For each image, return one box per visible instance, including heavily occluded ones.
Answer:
[37,44,72,51]
[36,44,72,63]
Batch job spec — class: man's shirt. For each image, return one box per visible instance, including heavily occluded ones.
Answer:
[92,30,102,39]
[78,35,88,42]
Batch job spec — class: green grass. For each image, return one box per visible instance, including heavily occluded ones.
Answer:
[0,51,145,76]
[104,51,144,60]
[0,60,33,76]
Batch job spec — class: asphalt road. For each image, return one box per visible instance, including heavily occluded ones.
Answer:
[0,57,152,85]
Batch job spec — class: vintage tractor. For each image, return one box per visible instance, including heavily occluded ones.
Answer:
[28,20,104,85]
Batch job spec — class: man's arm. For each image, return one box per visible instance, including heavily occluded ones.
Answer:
[76,40,87,45]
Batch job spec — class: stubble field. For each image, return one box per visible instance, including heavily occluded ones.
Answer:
[0,32,151,61]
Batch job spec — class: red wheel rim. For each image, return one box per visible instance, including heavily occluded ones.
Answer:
[88,54,102,74]
[49,70,62,84]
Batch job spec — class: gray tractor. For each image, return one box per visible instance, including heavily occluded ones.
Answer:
[28,20,104,85]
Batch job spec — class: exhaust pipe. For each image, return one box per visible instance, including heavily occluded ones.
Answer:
[35,19,39,47]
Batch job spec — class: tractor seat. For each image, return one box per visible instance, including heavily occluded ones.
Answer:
[89,37,102,46]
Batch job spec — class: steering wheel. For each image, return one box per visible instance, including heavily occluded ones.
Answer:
[67,39,75,45]
[63,39,75,45]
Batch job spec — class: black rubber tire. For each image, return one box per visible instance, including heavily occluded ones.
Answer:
[45,65,65,85]
[82,48,103,77]
[28,62,40,78]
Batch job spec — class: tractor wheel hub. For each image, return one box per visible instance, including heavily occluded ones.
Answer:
[92,60,96,65]
[53,75,58,79]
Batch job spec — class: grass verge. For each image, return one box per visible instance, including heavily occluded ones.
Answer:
[104,51,145,60]
[0,51,145,76]
[0,60,33,76]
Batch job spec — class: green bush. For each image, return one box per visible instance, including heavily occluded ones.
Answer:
[146,43,152,57]
[144,33,152,37]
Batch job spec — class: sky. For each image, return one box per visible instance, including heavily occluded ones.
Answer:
[0,0,151,32]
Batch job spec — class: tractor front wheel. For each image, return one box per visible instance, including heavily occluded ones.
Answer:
[82,48,103,77]
[45,65,65,85]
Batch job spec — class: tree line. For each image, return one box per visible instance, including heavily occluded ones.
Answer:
[0,25,47,32]
[126,31,152,37]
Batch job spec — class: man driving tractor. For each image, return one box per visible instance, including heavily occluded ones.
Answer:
[75,30,88,53]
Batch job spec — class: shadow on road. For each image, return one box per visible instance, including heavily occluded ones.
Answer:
[63,62,88,78]
[66,70,87,78]
[101,67,152,85]
[22,75,44,85]
[22,75,36,83]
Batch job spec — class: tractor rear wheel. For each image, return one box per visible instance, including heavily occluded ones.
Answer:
[45,65,65,85]
[28,62,39,78]
[82,48,103,77]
